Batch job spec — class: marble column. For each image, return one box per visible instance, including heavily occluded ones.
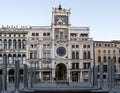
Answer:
[1,55,7,93]
[23,64,28,89]
[52,69,55,82]
[14,60,20,93]
[67,69,70,82]
[99,62,103,89]
[111,58,115,89]
[80,71,83,82]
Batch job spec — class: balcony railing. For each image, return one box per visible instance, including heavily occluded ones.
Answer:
[70,38,93,42]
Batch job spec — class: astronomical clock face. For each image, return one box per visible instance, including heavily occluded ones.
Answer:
[56,47,66,56]
[54,15,68,25]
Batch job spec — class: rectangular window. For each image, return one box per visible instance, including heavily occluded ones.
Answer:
[83,63,91,69]
[76,63,79,69]
[87,45,90,48]
[113,50,116,55]
[72,45,75,48]
[72,63,75,69]
[43,51,50,58]
[83,45,86,48]
[36,33,39,36]
[47,33,50,36]
[43,33,46,36]
[30,52,33,59]
[34,51,37,59]
[76,45,79,48]
[34,44,37,48]
[103,65,107,72]
[108,50,110,54]
[32,33,35,36]
[103,50,106,54]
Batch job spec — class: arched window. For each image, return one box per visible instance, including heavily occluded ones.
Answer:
[103,56,106,62]
[13,54,16,64]
[76,52,79,59]
[72,52,75,59]
[8,54,12,64]
[18,54,22,64]
[83,52,87,59]
[3,54,7,64]
[0,54,2,64]
[34,51,37,59]
[4,39,7,49]
[13,39,17,49]
[108,56,111,61]
[8,39,12,49]
[22,40,26,49]
[18,39,21,49]
[36,62,39,68]
[98,56,101,63]
[22,54,26,64]
[30,51,33,59]
[0,39,2,49]
[88,51,91,59]
[113,57,116,62]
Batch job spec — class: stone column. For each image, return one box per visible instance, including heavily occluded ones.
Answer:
[39,71,41,82]
[1,55,7,93]
[67,69,70,82]
[7,57,9,83]
[88,68,92,85]
[30,64,33,88]
[0,75,2,92]
[107,59,111,88]
[80,71,83,82]
[94,66,98,87]
[23,64,28,89]
[7,69,9,83]
[111,58,115,89]
[70,72,72,82]
[99,62,103,89]
[14,60,19,93]
[52,69,55,82]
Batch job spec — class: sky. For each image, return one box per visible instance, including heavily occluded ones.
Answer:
[0,0,120,41]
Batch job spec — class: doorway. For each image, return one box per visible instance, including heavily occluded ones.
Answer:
[55,63,67,80]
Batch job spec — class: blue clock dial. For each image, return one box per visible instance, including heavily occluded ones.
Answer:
[57,47,66,56]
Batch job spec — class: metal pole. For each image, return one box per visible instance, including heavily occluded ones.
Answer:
[14,60,19,93]
[23,64,28,89]
[99,62,103,89]
[1,55,7,93]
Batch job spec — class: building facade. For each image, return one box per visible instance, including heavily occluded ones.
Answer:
[0,5,93,83]
[94,41,120,79]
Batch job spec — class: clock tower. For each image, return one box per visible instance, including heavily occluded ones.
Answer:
[51,5,71,80]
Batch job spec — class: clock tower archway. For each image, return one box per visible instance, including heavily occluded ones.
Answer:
[55,63,67,80]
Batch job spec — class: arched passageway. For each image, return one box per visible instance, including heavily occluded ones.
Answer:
[55,63,67,80]
[8,69,14,83]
